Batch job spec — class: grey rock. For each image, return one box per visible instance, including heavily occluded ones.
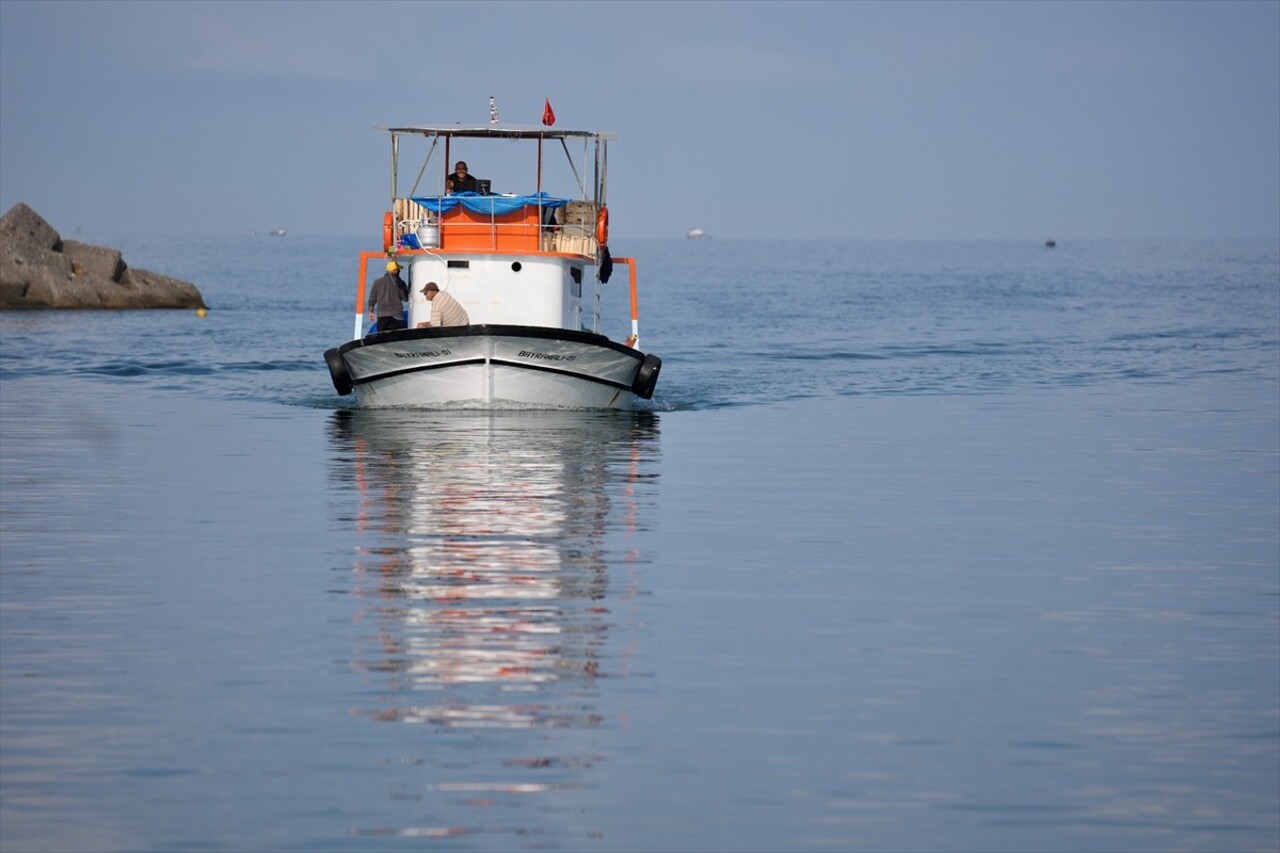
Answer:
[63,240,125,282]
[119,266,206,309]
[25,267,106,309]
[0,202,61,252]
[0,203,206,310]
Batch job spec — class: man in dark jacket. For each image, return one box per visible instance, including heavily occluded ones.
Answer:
[367,260,408,333]
[445,161,478,195]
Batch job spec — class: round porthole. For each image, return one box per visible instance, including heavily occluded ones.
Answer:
[511,261,523,272]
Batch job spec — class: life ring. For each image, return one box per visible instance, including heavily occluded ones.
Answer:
[382,211,394,253]
[596,206,609,245]
[631,353,661,400]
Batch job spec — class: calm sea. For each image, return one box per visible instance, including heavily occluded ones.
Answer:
[1,236,1277,852]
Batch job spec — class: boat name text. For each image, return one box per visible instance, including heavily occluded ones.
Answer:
[519,350,577,362]
[395,349,453,359]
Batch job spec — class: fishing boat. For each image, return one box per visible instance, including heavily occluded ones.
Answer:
[322,117,661,409]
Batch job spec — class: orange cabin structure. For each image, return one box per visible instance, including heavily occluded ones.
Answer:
[438,202,541,252]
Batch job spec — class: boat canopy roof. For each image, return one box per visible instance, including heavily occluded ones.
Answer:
[380,123,614,142]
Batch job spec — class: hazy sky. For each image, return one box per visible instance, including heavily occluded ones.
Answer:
[2,0,1277,241]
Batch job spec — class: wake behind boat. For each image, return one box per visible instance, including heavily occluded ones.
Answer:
[323,113,661,409]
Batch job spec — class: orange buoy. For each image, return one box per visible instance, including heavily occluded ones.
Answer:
[596,206,609,245]
[382,211,394,252]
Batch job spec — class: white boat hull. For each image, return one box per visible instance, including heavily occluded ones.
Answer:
[327,325,659,410]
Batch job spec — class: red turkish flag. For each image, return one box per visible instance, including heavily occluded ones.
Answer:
[542,99,556,127]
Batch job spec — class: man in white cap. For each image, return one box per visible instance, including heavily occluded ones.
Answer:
[367,260,409,333]
[417,282,470,328]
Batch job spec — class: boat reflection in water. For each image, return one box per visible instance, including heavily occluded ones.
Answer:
[326,408,660,841]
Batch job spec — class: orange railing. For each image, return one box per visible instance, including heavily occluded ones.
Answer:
[352,251,383,339]
[610,257,641,348]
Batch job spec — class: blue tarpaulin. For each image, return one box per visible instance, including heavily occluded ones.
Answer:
[411,191,569,217]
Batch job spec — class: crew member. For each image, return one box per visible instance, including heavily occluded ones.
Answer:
[417,282,470,327]
[445,161,478,194]
[367,260,408,333]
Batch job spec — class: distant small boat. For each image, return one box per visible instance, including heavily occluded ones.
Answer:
[686,228,707,239]
[269,228,287,237]
[1045,238,1056,248]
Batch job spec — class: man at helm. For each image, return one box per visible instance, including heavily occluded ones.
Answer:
[367,260,409,334]
[445,161,477,195]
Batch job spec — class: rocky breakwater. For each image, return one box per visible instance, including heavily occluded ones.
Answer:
[0,203,206,310]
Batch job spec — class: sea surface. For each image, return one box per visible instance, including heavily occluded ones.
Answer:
[1,235,1277,852]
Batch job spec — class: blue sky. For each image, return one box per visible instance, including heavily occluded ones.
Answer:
[1,0,1277,241]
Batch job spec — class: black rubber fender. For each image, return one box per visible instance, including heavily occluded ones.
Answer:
[324,348,353,396]
[631,353,662,399]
